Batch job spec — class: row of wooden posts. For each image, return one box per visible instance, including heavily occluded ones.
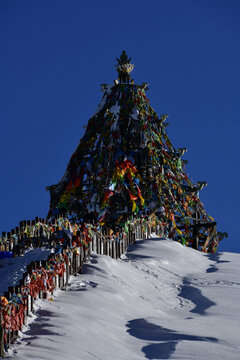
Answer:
[0,217,52,256]
[0,211,219,258]
[0,214,155,257]
[0,221,153,357]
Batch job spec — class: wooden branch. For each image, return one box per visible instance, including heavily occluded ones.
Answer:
[202,225,217,251]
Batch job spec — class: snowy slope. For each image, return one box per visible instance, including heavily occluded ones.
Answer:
[0,248,50,295]
[7,237,240,360]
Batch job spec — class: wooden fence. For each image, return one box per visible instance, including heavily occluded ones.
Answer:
[0,220,152,357]
[0,217,55,257]
[0,216,152,257]
[0,212,219,259]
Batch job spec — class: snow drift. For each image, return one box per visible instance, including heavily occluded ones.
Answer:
[7,236,240,360]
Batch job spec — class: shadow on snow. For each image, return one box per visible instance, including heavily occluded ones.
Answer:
[178,277,216,315]
[126,318,217,359]
[205,252,230,273]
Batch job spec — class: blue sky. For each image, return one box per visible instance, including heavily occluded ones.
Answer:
[0,0,239,252]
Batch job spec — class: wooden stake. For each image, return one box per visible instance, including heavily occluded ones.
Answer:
[0,312,4,357]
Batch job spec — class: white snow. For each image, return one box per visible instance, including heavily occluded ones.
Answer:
[0,247,51,295]
[4,237,240,360]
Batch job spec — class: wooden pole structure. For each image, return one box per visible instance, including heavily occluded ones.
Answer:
[192,209,200,250]
[0,312,4,357]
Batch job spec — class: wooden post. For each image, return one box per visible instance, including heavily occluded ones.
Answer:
[55,274,59,289]
[77,248,81,274]
[89,234,93,253]
[113,241,116,259]
[97,235,100,254]
[68,252,71,275]
[96,235,99,254]
[192,210,200,250]
[129,229,132,244]
[119,240,121,258]
[99,236,102,255]
[0,312,4,357]
[83,245,86,262]
[86,245,89,260]
[92,234,95,253]
[119,239,122,256]
[80,246,83,273]
[26,265,33,312]
[81,246,84,272]
[127,225,130,246]
[63,263,67,287]
[106,240,110,257]
[21,273,30,316]
[2,232,6,244]
[73,252,77,276]
[35,261,42,298]
[41,260,47,268]
[123,235,126,253]
[110,241,113,258]
[76,251,80,273]
[31,261,36,270]
[116,240,118,258]
[74,250,78,274]
[103,238,107,255]
[130,226,133,244]
[31,220,36,241]
[106,240,109,257]
[59,274,63,289]
[99,235,102,254]
[116,240,119,258]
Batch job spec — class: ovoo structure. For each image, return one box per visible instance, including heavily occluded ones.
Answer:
[47,51,219,252]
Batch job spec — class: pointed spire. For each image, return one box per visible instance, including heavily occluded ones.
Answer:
[115,51,134,84]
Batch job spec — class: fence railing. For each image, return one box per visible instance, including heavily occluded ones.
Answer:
[0,219,153,357]
[0,213,218,259]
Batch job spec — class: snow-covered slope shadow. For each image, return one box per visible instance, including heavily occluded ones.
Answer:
[126,318,217,359]
[178,277,216,315]
[21,309,63,339]
[206,252,230,273]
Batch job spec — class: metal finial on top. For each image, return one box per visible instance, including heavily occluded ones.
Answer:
[115,51,134,84]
